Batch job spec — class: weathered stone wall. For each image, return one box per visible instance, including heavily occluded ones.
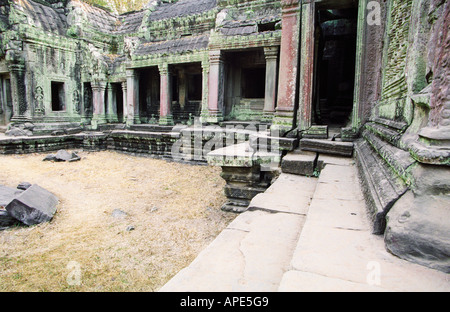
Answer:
[356,0,450,273]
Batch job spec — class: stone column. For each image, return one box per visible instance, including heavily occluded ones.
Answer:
[297,0,315,131]
[9,64,29,121]
[106,83,119,123]
[91,81,107,129]
[263,46,279,122]
[272,0,301,134]
[178,68,187,110]
[200,61,210,122]
[121,81,128,123]
[206,50,225,123]
[126,69,140,126]
[158,63,174,126]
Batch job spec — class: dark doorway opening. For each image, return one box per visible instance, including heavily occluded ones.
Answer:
[51,81,65,112]
[241,67,266,99]
[223,48,266,121]
[112,83,124,123]
[139,67,160,122]
[171,62,203,123]
[313,7,358,127]
[0,76,12,126]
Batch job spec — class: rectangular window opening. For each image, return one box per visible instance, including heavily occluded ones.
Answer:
[258,22,277,32]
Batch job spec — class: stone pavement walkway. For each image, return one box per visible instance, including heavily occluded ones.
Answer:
[160,155,449,292]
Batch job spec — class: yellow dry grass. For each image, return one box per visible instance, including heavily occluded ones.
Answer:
[0,150,234,292]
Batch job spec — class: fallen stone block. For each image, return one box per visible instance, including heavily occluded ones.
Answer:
[43,150,81,162]
[43,154,57,162]
[0,209,19,228]
[281,151,318,176]
[0,185,21,207]
[55,150,73,162]
[6,184,58,226]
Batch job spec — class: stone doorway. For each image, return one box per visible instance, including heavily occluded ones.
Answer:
[171,62,203,124]
[223,48,267,122]
[0,75,12,126]
[108,82,124,123]
[312,7,358,128]
[138,66,161,123]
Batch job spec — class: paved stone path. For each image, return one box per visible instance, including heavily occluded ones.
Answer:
[160,155,450,292]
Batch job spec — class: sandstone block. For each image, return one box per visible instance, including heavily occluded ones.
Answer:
[6,184,58,226]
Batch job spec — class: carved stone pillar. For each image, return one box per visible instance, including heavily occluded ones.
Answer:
[206,50,225,123]
[262,46,279,122]
[272,0,301,134]
[126,69,140,126]
[121,81,128,123]
[91,81,107,129]
[297,0,315,131]
[158,63,174,126]
[9,64,29,121]
[106,83,119,123]
[200,61,210,122]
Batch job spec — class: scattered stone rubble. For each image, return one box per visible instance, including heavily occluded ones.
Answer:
[43,149,81,162]
[0,183,58,230]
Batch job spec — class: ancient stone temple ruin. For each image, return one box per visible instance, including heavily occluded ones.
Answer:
[0,0,449,273]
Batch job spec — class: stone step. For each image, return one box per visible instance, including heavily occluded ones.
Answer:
[281,151,319,176]
[355,139,409,234]
[299,138,354,157]
[129,124,174,133]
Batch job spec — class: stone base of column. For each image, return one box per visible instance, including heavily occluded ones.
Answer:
[406,126,450,166]
[201,110,223,124]
[271,110,295,136]
[261,110,275,123]
[159,115,174,126]
[133,115,141,125]
[91,114,107,130]
[106,114,119,123]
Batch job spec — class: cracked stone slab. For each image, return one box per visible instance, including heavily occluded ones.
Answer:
[248,192,311,215]
[160,210,306,292]
[265,173,318,196]
[248,174,317,215]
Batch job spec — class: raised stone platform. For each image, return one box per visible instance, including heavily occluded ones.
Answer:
[206,143,281,212]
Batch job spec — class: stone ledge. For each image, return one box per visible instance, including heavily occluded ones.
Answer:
[355,140,409,234]
[299,138,354,157]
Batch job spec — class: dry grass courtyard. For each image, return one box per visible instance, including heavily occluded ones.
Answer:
[0,150,235,291]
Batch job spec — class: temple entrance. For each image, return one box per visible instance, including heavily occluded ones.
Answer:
[223,48,266,121]
[0,75,12,126]
[111,83,124,123]
[312,5,358,129]
[171,62,202,123]
[139,66,161,123]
